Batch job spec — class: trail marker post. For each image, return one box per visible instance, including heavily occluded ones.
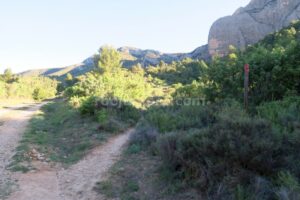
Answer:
[244,64,249,110]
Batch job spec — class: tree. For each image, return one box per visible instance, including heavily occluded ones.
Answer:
[3,68,13,83]
[65,73,74,87]
[131,63,145,75]
[66,73,73,81]
[32,88,42,101]
[96,46,122,73]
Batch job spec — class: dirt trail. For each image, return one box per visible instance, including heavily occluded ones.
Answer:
[1,103,133,200]
[58,131,132,200]
[0,103,44,199]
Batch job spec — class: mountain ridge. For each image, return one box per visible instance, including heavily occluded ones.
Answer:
[20,45,209,78]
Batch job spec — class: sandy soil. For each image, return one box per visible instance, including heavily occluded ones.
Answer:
[0,103,133,200]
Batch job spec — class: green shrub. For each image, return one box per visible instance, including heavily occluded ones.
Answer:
[145,101,300,200]
[69,96,85,108]
[145,107,177,133]
[32,88,50,101]
[157,132,182,170]
[65,66,157,108]
[276,171,300,200]
[78,96,141,132]
[0,76,57,101]
[79,96,97,115]
[146,59,207,85]
[129,122,158,148]
[118,104,141,125]
[96,110,108,124]
[178,118,277,180]
[256,97,300,178]
[126,144,142,154]
[145,103,218,133]
[152,103,300,198]
[99,119,122,134]
[277,171,300,190]
[257,96,300,133]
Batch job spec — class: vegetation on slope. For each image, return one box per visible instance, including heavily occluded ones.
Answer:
[96,22,300,199]
[0,69,58,102]
[10,47,150,171]
[65,46,168,109]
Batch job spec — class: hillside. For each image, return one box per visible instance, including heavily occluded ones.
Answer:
[20,45,209,78]
[19,57,95,78]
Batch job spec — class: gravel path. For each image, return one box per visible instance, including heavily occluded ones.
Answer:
[1,104,133,200]
[0,103,44,199]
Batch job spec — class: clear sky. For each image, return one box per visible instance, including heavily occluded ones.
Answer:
[0,0,250,73]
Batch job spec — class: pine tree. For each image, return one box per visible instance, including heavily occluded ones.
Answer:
[97,46,122,73]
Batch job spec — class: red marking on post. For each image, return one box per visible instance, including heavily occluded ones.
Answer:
[244,64,249,111]
[244,64,249,73]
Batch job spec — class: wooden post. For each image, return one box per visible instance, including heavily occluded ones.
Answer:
[244,64,249,110]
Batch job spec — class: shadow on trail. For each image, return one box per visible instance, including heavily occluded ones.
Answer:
[3,105,36,111]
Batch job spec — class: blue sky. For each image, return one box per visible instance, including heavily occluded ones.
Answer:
[0,0,250,73]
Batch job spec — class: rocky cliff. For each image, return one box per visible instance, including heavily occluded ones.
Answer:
[208,0,300,56]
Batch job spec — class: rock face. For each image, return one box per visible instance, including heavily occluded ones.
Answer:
[208,0,300,56]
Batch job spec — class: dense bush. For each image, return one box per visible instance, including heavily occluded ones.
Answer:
[129,97,300,199]
[257,97,300,179]
[257,96,300,133]
[32,88,52,101]
[145,102,220,133]
[201,22,300,105]
[64,46,165,133]
[129,122,158,148]
[65,68,158,108]
[78,96,98,115]
[65,47,166,109]
[162,115,278,182]
[146,59,208,85]
[0,76,57,101]
[77,96,141,133]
